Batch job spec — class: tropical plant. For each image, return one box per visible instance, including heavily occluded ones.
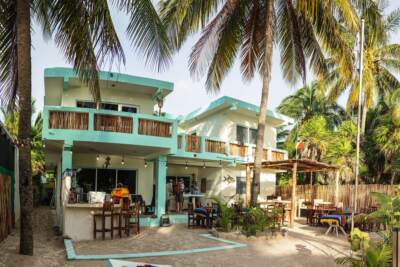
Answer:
[212,197,235,232]
[336,229,392,267]
[159,0,358,205]
[277,82,349,157]
[326,1,400,133]
[0,0,170,255]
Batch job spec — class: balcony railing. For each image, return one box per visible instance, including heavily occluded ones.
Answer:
[94,114,133,133]
[229,143,248,157]
[49,111,88,130]
[185,135,201,153]
[251,147,269,161]
[272,150,285,161]
[138,119,172,137]
[205,139,226,154]
[46,106,175,139]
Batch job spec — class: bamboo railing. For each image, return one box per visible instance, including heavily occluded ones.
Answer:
[0,175,12,243]
[272,151,285,161]
[205,139,226,154]
[276,184,397,210]
[94,114,133,133]
[177,135,182,149]
[49,111,88,130]
[186,135,201,152]
[229,143,248,157]
[251,147,269,160]
[138,119,172,137]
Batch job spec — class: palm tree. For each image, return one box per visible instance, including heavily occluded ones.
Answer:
[277,82,348,157]
[372,89,400,184]
[326,1,400,133]
[0,0,169,255]
[159,0,358,205]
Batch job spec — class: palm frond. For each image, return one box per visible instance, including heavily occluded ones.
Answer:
[115,0,171,72]
[0,0,17,110]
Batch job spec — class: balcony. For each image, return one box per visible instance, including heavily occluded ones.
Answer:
[175,134,287,162]
[43,106,177,150]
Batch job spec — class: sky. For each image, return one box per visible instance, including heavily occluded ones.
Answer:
[30,1,400,117]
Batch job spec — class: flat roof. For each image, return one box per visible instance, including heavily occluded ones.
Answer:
[179,96,294,126]
[44,67,174,91]
[247,159,338,172]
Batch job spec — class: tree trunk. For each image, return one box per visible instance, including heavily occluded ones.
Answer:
[361,101,368,134]
[391,172,396,185]
[250,0,273,206]
[16,0,33,255]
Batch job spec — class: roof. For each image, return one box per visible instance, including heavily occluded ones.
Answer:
[44,67,174,92]
[0,120,15,143]
[178,96,294,126]
[247,159,338,172]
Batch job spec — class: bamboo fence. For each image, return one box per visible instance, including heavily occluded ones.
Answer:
[138,119,172,137]
[0,174,12,243]
[49,111,88,130]
[185,135,201,152]
[276,184,397,210]
[95,114,133,133]
[205,139,226,154]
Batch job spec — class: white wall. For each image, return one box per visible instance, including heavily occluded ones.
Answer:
[181,111,277,148]
[61,86,155,114]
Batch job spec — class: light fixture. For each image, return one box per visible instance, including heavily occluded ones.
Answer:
[203,161,206,169]
[185,161,188,170]
[96,154,100,161]
[42,142,46,148]
[144,161,148,168]
[121,155,125,165]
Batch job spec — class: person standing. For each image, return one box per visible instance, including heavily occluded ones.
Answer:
[175,179,184,213]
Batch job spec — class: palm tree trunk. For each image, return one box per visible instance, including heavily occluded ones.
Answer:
[250,0,273,206]
[391,171,396,185]
[16,0,33,255]
[361,102,368,134]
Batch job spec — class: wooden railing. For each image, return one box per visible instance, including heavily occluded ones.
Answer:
[229,143,248,157]
[94,114,133,133]
[49,111,88,130]
[272,151,285,161]
[252,147,269,160]
[138,119,172,137]
[186,135,201,153]
[206,139,226,154]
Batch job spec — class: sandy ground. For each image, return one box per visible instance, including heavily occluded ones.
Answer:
[0,207,350,267]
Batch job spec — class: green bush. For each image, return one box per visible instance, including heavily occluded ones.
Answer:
[242,207,274,236]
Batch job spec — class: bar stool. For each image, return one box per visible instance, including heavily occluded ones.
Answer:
[187,203,195,228]
[114,198,130,238]
[122,202,140,236]
[93,202,114,240]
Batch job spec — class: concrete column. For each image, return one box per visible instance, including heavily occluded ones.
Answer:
[56,141,73,229]
[155,155,167,219]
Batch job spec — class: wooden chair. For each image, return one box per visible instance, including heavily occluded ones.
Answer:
[187,203,196,228]
[93,202,114,240]
[113,198,130,238]
[122,203,140,236]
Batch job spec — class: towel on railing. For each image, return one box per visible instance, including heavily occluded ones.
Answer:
[320,214,346,226]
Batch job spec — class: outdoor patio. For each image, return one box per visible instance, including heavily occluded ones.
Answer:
[0,207,350,267]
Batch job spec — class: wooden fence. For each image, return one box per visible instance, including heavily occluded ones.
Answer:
[49,111,89,130]
[95,114,133,133]
[276,184,397,210]
[0,174,12,243]
[138,119,171,137]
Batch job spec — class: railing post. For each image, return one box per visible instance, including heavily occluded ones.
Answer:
[133,115,139,136]
[226,142,230,156]
[200,136,206,153]
[88,110,94,131]
[394,228,400,267]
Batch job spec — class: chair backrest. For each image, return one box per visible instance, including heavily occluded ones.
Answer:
[103,202,114,214]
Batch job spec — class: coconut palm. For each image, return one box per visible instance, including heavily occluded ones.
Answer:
[372,89,400,184]
[159,0,358,205]
[277,82,349,157]
[326,1,400,133]
[0,0,170,255]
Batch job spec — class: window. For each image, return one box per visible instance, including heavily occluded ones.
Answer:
[96,169,116,193]
[117,170,137,194]
[77,101,96,109]
[100,102,118,111]
[236,125,257,145]
[236,176,246,195]
[121,105,138,113]
[76,168,96,193]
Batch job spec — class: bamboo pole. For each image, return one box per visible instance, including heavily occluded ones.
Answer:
[335,170,340,207]
[246,165,252,207]
[290,162,298,228]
